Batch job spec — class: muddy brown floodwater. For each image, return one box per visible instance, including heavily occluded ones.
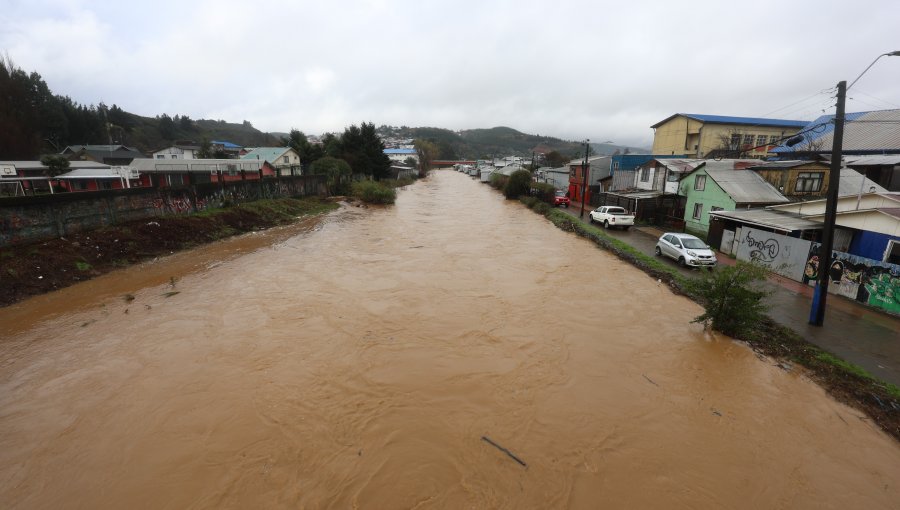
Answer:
[1,170,899,509]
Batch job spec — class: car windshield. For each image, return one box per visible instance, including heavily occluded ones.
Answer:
[682,238,706,249]
[555,191,565,196]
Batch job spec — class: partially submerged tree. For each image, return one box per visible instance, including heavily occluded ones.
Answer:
[414,139,439,176]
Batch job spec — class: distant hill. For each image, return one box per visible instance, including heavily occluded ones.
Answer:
[590,142,651,156]
[378,125,588,160]
[104,112,282,154]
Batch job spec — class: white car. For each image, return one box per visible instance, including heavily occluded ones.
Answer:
[655,232,717,268]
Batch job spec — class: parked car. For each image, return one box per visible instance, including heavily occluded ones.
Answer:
[655,232,717,268]
[589,206,634,230]
[553,190,570,208]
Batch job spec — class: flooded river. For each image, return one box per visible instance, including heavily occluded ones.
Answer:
[1,170,899,508]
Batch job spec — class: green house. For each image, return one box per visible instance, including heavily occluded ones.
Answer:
[679,164,788,236]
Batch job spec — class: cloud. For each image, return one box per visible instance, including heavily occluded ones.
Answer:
[2,0,899,148]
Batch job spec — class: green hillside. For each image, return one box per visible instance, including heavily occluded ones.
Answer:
[379,125,587,160]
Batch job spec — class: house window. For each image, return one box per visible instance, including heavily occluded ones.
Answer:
[640,167,650,182]
[283,156,289,164]
[694,174,706,191]
[692,203,703,220]
[613,162,619,171]
[885,240,900,265]
[156,155,165,159]
[743,134,754,145]
[757,135,768,146]
[171,155,177,159]
[730,134,741,148]
[796,172,824,192]
[710,206,723,212]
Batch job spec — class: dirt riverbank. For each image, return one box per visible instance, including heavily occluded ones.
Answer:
[0,197,338,307]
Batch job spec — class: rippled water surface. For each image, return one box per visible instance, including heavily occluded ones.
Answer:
[1,170,898,509]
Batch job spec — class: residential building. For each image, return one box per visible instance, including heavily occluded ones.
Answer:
[61,144,147,165]
[747,160,833,199]
[534,166,570,190]
[241,147,302,176]
[847,155,900,191]
[651,114,807,159]
[152,144,201,160]
[384,148,418,164]
[128,158,275,187]
[567,156,611,205]
[678,165,789,235]
[210,140,243,158]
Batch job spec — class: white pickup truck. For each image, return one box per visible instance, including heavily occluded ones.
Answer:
[589,206,635,230]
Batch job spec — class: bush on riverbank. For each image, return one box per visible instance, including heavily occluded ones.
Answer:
[686,261,771,338]
[351,180,397,204]
[489,173,508,191]
[529,182,557,204]
[504,169,533,199]
[0,197,338,307]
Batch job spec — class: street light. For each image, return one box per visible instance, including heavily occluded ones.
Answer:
[809,50,899,326]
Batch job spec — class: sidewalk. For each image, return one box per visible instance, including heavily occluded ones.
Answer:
[558,205,900,386]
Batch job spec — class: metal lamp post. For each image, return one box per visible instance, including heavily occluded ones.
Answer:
[809,51,899,326]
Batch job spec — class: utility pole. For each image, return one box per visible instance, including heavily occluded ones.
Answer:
[579,139,590,219]
[809,80,845,326]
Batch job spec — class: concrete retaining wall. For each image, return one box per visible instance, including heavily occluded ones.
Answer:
[0,175,327,247]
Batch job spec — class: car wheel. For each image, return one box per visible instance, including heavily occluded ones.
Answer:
[603,220,610,229]
[622,226,630,231]
[589,216,594,224]
[564,204,569,208]
[654,246,661,256]
[678,256,686,267]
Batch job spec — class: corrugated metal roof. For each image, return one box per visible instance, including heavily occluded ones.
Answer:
[846,155,900,166]
[709,208,822,231]
[771,109,900,154]
[128,158,264,173]
[605,190,663,200]
[881,208,900,220]
[56,168,122,179]
[748,160,820,169]
[706,168,789,204]
[838,171,887,196]
[211,140,242,149]
[384,148,416,155]
[651,113,807,129]
[0,161,112,170]
[241,147,291,162]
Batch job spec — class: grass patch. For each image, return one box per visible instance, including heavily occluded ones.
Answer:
[75,261,92,271]
[351,181,397,205]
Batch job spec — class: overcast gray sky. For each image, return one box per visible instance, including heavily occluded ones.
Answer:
[3,0,899,147]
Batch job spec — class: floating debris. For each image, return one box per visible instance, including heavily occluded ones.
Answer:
[642,374,659,387]
[481,436,527,467]
[162,291,180,298]
[123,294,135,302]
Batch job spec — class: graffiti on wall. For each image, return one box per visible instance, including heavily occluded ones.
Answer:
[803,245,900,315]
[734,227,812,281]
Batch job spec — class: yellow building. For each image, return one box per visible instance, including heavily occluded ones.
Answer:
[651,114,807,159]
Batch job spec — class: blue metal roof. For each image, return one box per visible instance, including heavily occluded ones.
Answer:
[679,114,807,128]
[211,140,242,149]
[770,110,888,154]
[384,148,417,155]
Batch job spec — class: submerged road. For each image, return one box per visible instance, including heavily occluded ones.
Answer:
[1,170,899,508]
